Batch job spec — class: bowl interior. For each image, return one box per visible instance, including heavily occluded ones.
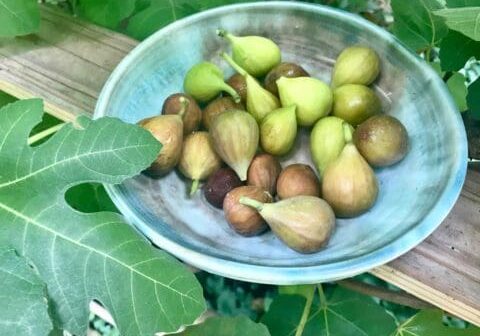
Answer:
[95,2,466,283]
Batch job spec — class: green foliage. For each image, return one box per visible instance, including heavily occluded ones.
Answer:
[439,31,480,71]
[66,183,118,213]
[447,72,469,111]
[78,0,136,29]
[175,316,270,336]
[467,77,480,119]
[0,248,53,335]
[434,7,480,41]
[0,0,39,37]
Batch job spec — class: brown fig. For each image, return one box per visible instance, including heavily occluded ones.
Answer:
[277,164,320,199]
[162,93,202,134]
[223,186,273,236]
[202,96,245,130]
[247,153,282,195]
[264,62,310,96]
[203,168,243,208]
[226,74,247,102]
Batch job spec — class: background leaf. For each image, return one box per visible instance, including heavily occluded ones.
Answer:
[467,77,480,119]
[439,31,480,71]
[446,0,480,7]
[434,7,480,41]
[173,316,270,336]
[79,0,136,30]
[0,99,205,335]
[65,183,118,213]
[0,248,53,336]
[0,0,39,37]
[447,72,469,111]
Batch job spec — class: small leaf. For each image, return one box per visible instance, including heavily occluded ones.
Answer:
[434,7,480,41]
[79,0,136,29]
[447,72,468,111]
[439,31,480,71]
[0,0,40,37]
[261,295,307,336]
[0,248,53,336]
[173,316,270,336]
[467,77,480,119]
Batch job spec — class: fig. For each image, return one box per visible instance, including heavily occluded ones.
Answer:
[277,76,333,126]
[322,124,378,217]
[310,116,354,176]
[162,93,202,134]
[247,153,282,195]
[276,164,320,199]
[184,62,240,103]
[264,62,310,96]
[179,131,222,195]
[240,196,335,253]
[204,168,243,208]
[223,53,280,122]
[260,105,297,156]
[138,115,183,177]
[332,46,380,88]
[354,115,409,167]
[332,84,381,126]
[226,73,248,102]
[210,110,259,181]
[217,29,281,77]
[202,96,245,130]
[223,186,273,236]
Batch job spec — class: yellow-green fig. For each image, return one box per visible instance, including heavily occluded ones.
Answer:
[223,53,280,122]
[179,131,222,195]
[184,62,240,103]
[210,110,259,181]
[332,84,381,126]
[310,116,354,176]
[260,105,297,156]
[332,46,380,88]
[240,196,336,253]
[217,29,281,77]
[264,62,310,96]
[277,76,333,126]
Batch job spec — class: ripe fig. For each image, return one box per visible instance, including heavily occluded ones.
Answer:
[184,62,240,103]
[240,196,335,253]
[179,131,222,195]
[223,186,273,236]
[332,46,380,87]
[260,105,297,156]
[332,84,381,126]
[226,74,247,102]
[204,168,243,208]
[138,115,183,177]
[322,124,378,217]
[277,76,333,126]
[354,115,409,167]
[276,164,320,199]
[202,96,245,130]
[162,93,202,134]
[247,153,282,195]
[264,62,310,96]
[210,110,259,181]
[217,29,281,77]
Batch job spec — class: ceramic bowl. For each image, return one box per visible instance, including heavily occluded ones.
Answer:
[94,2,467,284]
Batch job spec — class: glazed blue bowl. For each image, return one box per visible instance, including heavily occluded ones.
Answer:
[95,2,467,284]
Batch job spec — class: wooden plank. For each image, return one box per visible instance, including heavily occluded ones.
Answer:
[1,5,479,326]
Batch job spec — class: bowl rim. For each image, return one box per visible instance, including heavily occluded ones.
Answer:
[94,1,468,284]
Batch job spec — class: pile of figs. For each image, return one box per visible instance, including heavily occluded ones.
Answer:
[138,30,409,254]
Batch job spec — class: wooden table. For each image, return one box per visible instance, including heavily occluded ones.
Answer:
[1,6,479,326]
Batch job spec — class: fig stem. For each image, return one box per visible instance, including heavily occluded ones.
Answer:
[177,96,190,119]
[239,197,264,211]
[222,83,242,104]
[342,122,353,143]
[190,179,200,195]
[28,123,65,145]
[221,52,247,77]
[216,29,228,38]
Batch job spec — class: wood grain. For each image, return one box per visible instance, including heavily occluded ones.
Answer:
[1,5,479,326]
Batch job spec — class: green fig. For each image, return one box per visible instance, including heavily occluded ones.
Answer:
[264,62,310,96]
[332,46,380,88]
[310,116,354,176]
[322,124,378,217]
[162,93,202,134]
[179,131,222,195]
[277,76,333,126]
[184,61,240,103]
[240,196,335,253]
[223,53,280,122]
[217,29,281,77]
[210,110,259,181]
[260,105,297,156]
[332,84,381,126]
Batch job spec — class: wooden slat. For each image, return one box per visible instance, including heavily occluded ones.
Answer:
[1,5,479,326]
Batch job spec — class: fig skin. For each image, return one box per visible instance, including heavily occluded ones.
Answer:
[162,93,202,134]
[264,62,310,96]
[203,97,245,130]
[247,153,282,195]
[226,74,247,103]
[203,168,243,208]
[354,115,409,167]
[223,186,273,236]
[332,84,381,126]
[276,164,320,199]
[332,46,380,87]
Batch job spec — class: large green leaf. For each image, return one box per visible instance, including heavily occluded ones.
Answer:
[173,316,270,336]
[467,77,480,119]
[434,7,480,41]
[447,72,468,111]
[391,0,448,51]
[447,0,480,7]
[79,0,136,29]
[0,0,39,37]
[0,99,205,335]
[439,31,480,71]
[0,248,53,335]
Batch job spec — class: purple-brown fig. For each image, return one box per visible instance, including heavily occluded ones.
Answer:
[204,168,243,208]
[202,96,245,130]
[226,74,247,103]
[247,153,282,195]
[276,164,320,199]
[162,93,202,134]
